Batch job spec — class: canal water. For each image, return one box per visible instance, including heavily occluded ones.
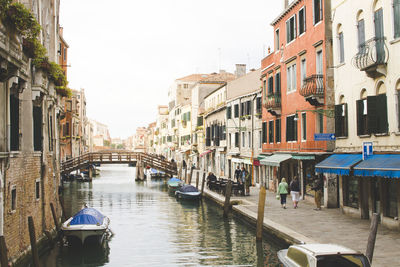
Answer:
[39,165,283,266]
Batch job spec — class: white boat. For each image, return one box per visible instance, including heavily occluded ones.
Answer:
[61,207,110,244]
[175,185,202,200]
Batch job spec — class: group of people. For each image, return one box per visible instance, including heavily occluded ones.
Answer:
[277,176,323,210]
[234,166,251,196]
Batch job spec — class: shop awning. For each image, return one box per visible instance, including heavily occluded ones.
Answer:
[257,154,270,160]
[260,154,292,166]
[199,150,213,157]
[354,154,400,178]
[315,154,362,175]
[292,155,315,160]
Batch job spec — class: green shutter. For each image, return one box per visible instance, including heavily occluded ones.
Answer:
[344,103,348,137]
[367,96,378,134]
[276,119,281,143]
[335,104,343,137]
[376,94,388,133]
[262,122,267,143]
[286,116,292,141]
[356,100,363,136]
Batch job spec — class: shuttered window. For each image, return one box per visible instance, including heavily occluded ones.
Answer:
[357,95,388,135]
[335,103,348,137]
[301,113,307,141]
[374,9,385,63]
[275,72,281,94]
[338,32,345,63]
[313,0,322,25]
[268,76,274,95]
[275,119,281,143]
[256,97,262,114]
[246,100,251,115]
[286,14,297,43]
[286,115,297,142]
[299,7,306,35]
[235,132,239,147]
[269,121,274,143]
[394,0,400,38]
[375,94,388,134]
[262,122,267,143]
[227,106,232,119]
[206,127,211,146]
[240,102,245,116]
[357,19,365,52]
[356,99,368,136]
[234,104,239,118]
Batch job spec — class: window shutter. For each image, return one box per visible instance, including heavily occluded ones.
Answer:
[335,104,343,137]
[286,116,292,141]
[275,119,281,143]
[262,122,267,143]
[374,9,384,39]
[356,100,363,136]
[247,101,251,115]
[294,14,297,38]
[294,117,298,141]
[304,7,306,32]
[344,103,348,137]
[367,96,378,134]
[286,20,290,43]
[357,19,365,50]
[376,94,388,133]
[275,73,281,94]
[394,0,400,38]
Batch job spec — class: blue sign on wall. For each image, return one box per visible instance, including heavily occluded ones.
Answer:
[314,133,336,141]
[363,142,373,160]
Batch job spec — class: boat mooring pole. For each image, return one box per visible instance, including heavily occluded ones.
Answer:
[50,203,60,233]
[201,172,206,196]
[366,213,379,264]
[59,196,67,221]
[223,180,233,217]
[256,186,267,241]
[28,216,40,267]
[188,167,193,185]
[196,171,200,189]
[0,235,8,267]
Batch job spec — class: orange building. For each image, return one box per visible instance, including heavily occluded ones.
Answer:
[260,0,335,203]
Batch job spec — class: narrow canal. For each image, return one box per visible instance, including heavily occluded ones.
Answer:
[39,165,283,266]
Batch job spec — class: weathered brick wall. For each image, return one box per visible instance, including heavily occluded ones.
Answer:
[3,152,61,262]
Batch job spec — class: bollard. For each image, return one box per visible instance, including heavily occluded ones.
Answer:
[366,213,379,264]
[196,171,200,189]
[28,216,40,267]
[256,186,267,241]
[223,180,233,217]
[50,203,60,232]
[0,236,8,267]
[59,196,67,221]
[201,172,206,195]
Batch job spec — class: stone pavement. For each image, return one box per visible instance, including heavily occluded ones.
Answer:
[198,184,400,267]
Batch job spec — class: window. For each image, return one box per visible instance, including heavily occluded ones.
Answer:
[316,50,323,75]
[269,121,274,143]
[287,64,297,92]
[256,97,262,114]
[11,186,16,211]
[286,15,297,43]
[33,106,42,151]
[234,104,239,118]
[242,132,245,147]
[246,100,251,115]
[259,131,262,148]
[275,119,281,143]
[240,102,245,117]
[63,47,67,61]
[344,176,359,209]
[394,0,400,38]
[262,122,267,143]
[275,29,280,50]
[206,127,211,146]
[385,180,398,218]
[10,94,19,151]
[286,115,297,142]
[317,112,324,134]
[235,132,239,147]
[227,106,232,119]
[35,179,40,200]
[357,94,388,135]
[263,80,267,97]
[301,113,307,141]
[313,0,323,25]
[275,72,281,94]
[300,59,306,87]
[299,7,306,35]
[268,76,274,95]
[338,31,345,63]
[335,103,348,137]
[374,8,385,63]
[357,19,366,52]
[248,132,251,148]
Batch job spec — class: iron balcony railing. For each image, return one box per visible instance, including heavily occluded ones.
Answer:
[300,74,324,97]
[264,93,281,109]
[352,37,388,71]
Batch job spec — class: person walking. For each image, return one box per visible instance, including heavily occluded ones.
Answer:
[277,178,289,209]
[240,167,247,196]
[311,176,323,210]
[290,176,301,208]
[245,168,251,196]
[234,166,241,183]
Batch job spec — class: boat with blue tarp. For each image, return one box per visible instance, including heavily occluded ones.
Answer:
[61,206,110,244]
[175,185,201,200]
[167,177,183,192]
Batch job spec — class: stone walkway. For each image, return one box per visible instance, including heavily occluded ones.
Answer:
[198,184,400,267]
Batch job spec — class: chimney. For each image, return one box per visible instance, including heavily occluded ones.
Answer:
[284,0,289,9]
[235,64,246,78]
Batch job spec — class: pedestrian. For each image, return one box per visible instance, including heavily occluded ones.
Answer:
[234,166,241,183]
[277,178,289,209]
[245,169,251,196]
[240,167,247,196]
[311,176,323,210]
[182,159,187,169]
[290,176,301,208]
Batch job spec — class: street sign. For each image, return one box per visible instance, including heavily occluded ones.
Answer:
[314,133,336,141]
[363,142,373,160]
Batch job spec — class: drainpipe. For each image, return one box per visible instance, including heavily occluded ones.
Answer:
[0,163,4,236]
[251,94,257,187]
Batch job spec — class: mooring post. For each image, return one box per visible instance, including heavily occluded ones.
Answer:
[59,196,67,221]
[201,172,206,196]
[195,171,200,189]
[50,203,60,233]
[366,213,379,264]
[88,167,93,179]
[256,186,267,241]
[188,167,193,185]
[223,180,233,217]
[0,236,8,267]
[28,216,40,267]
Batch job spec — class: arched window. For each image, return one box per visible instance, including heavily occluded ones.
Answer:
[335,95,348,137]
[337,24,345,63]
[356,89,368,136]
[356,11,365,52]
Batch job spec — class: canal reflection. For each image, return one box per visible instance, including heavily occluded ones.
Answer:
[39,165,283,266]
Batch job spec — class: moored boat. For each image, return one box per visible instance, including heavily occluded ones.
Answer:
[167,177,183,192]
[175,185,201,200]
[61,206,110,245]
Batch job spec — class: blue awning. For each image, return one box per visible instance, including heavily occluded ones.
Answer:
[315,154,362,175]
[354,154,400,178]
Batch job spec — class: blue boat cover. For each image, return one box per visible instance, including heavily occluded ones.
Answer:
[168,177,182,183]
[179,185,198,193]
[315,154,362,175]
[354,154,400,178]
[150,168,165,174]
[70,208,105,225]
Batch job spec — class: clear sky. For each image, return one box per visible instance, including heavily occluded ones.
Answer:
[59,0,284,139]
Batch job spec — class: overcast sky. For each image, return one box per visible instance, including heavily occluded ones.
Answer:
[59,0,283,139]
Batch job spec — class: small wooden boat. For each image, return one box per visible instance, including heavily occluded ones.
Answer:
[61,206,110,244]
[175,185,202,200]
[167,177,183,192]
[149,168,165,179]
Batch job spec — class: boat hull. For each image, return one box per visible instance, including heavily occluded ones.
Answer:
[175,191,202,200]
[61,216,110,244]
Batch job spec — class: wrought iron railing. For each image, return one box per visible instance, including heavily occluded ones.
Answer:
[352,37,388,70]
[264,93,281,109]
[300,74,324,97]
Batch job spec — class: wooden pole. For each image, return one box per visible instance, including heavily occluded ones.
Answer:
[256,186,267,241]
[196,171,200,189]
[59,196,67,221]
[184,168,188,184]
[223,180,233,217]
[188,167,193,185]
[0,236,8,267]
[201,172,206,196]
[366,213,379,264]
[28,216,40,267]
[50,203,60,232]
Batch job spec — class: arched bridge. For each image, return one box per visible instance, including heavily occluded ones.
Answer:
[60,151,177,177]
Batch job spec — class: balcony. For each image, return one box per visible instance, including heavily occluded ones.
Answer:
[300,74,324,106]
[352,37,388,78]
[264,93,281,116]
